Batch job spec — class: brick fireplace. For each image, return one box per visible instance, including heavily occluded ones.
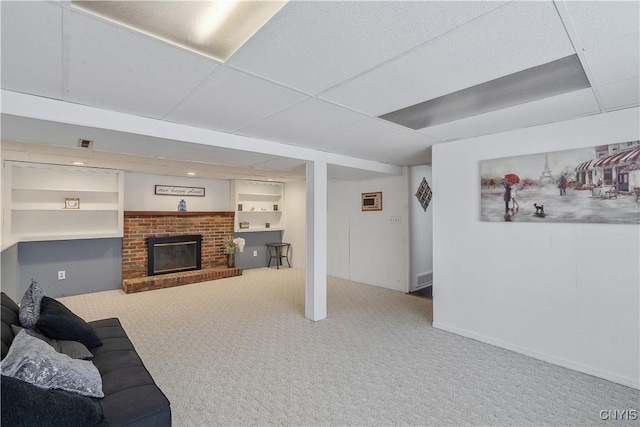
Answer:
[122,211,242,293]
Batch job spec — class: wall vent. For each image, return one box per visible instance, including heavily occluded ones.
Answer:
[78,139,93,148]
[417,272,433,288]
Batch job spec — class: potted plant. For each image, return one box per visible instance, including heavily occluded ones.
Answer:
[223,237,245,268]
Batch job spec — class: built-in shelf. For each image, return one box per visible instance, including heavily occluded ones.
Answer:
[238,192,282,199]
[12,188,119,193]
[2,161,124,242]
[236,227,284,233]
[231,180,284,233]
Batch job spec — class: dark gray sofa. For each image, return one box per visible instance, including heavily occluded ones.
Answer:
[1,292,171,426]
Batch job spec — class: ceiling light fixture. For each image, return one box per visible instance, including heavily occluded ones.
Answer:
[71,1,288,62]
[379,54,590,130]
[72,161,86,166]
[195,1,238,42]
[187,172,196,176]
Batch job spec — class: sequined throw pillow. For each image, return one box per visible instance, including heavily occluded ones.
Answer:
[18,280,45,330]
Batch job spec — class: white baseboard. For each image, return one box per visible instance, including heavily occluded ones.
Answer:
[432,321,639,390]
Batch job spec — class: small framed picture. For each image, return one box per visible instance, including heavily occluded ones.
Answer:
[362,192,382,211]
[64,198,80,209]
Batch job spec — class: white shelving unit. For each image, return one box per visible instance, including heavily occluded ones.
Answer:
[2,161,124,245]
[230,180,284,233]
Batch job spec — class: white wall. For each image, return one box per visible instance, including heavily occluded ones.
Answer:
[327,173,410,292]
[124,173,230,211]
[327,180,351,279]
[409,165,433,291]
[432,107,640,388]
[283,180,306,269]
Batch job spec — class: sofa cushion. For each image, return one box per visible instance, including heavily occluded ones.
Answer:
[90,318,171,426]
[1,292,20,360]
[1,331,104,398]
[18,280,45,329]
[1,375,108,427]
[36,297,102,348]
[11,325,94,360]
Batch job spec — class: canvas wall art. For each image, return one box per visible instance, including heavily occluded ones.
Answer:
[480,141,640,224]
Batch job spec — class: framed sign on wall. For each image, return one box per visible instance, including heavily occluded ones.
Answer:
[154,185,205,197]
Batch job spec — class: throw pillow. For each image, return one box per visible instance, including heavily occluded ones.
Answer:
[11,324,57,347]
[18,280,45,329]
[1,331,104,398]
[1,375,108,427]
[35,297,102,348]
[11,325,94,360]
[56,340,95,361]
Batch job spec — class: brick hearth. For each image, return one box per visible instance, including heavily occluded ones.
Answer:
[122,267,242,293]
[122,211,241,293]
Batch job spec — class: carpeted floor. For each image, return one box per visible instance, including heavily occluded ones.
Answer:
[60,268,639,426]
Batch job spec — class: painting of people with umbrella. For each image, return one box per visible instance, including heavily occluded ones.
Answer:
[502,174,520,221]
[480,144,640,224]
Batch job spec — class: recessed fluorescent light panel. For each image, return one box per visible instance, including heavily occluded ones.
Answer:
[71,1,287,62]
[379,54,591,130]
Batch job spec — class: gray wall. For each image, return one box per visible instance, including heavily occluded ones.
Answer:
[1,244,20,301]
[18,238,122,298]
[234,231,285,269]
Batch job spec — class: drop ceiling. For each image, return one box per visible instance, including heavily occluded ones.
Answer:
[1,1,638,181]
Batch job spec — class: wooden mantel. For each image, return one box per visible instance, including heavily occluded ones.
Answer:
[124,211,234,217]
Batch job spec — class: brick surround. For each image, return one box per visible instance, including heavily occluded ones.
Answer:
[122,211,241,293]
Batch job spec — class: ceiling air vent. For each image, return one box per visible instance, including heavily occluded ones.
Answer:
[78,139,93,148]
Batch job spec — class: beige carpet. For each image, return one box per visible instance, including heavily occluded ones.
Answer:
[60,268,639,426]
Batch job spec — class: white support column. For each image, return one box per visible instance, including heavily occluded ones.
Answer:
[305,161,327,321]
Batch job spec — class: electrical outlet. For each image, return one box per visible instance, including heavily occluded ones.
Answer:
[390,216,401,224]
[57,270,66,280]
[253,250,258,257]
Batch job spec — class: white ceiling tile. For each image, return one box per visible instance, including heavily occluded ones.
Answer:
[332,142,431,167]
[583,33,640,86]
[321,1,576,116]
[165,67,308,132]
[227,1,506,94]
[598,78,640,110]
[235,98,366,143]
[0,115,281,168]
[328,164,397,181]
[565,1,639,49]
[378,147,432,167]
[247,156,306,172]
[329,131,436,166]
[293,118,409,151]
[417,88,600,141]
[64,9,219,119]
[0,2,63,99]
[155,142,279,167]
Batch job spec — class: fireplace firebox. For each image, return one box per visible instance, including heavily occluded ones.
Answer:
[147,235,202,276]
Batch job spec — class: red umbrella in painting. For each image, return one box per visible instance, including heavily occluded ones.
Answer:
[504,174,520,185]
